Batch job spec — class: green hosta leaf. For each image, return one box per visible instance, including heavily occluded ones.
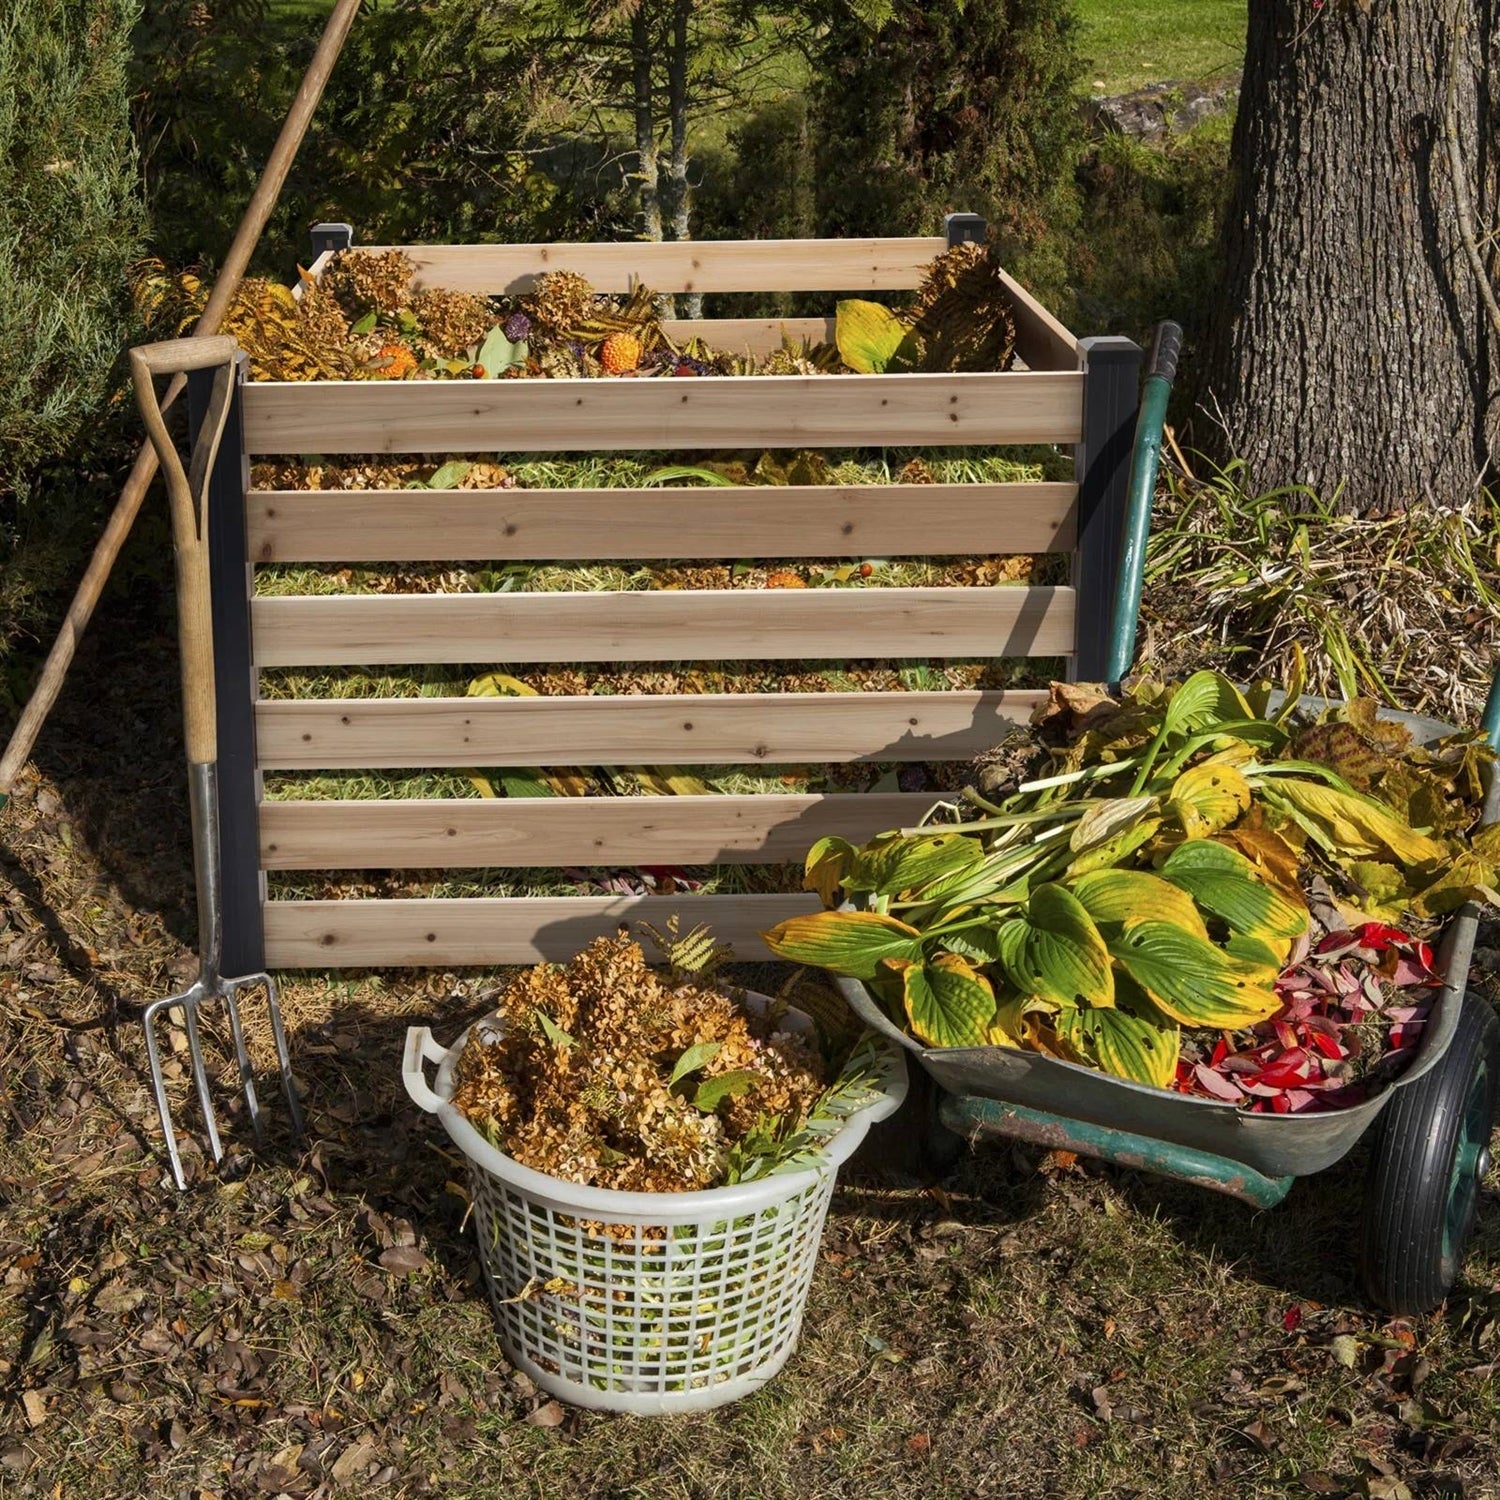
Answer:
[694,1070,759,1112]
[427,460,472,490]
[1266,778,1448,867]
[669,1041,722,1087]
[997,884,1114,1009]
[1163,671,1253,736]
[1069,795,1157,854]
[495,770,554,798]
[350,310,378,337]
[536,1011,574,1049]
[1070,868,1209,941]
[846,832,983,897]
[888,953,996,1048]
[1106,921,1281,1028]
[1065,816,1162,878]
[1224,932,1284,968]
[1167,761,1252,838]
[936,928,1005,965]
[760,910,924,979]
[835,299,917,373]
[1410,848,1500,917]
[476,325,527,376]
[1159,839,1309,940]
[1057,1002,1178,1089]
[803,836,858,907]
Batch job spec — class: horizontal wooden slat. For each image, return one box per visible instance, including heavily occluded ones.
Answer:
[264,892,819,966]
[255,689,1046,769]
[360,238,947,296]
[661,316,834,355]
[240,371,1084,455]
[251,585,1075,666]
[999,268,1079,372]
[246,482,1078,563]
[259,792,934,869]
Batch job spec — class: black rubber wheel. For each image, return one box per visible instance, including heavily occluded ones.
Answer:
[1361,991,1500,1314]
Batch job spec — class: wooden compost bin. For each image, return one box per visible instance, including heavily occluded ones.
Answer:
[193,221,1144,973]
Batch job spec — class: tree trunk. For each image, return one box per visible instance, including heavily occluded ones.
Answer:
[632,5,662,242]
[666,0,701,316]
[1202,0,1498,514]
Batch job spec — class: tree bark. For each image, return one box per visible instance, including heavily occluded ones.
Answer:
[631,4,663,242]
[1202,0,1498,513]
[666,0,701,315]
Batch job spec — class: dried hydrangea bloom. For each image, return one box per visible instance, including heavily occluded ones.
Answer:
[411,287,495,359]
[322,249,416,318]
[449,934,826,1193]
[521,270,599,341]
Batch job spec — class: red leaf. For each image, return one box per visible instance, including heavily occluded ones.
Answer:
[1283,1304,1303,1331]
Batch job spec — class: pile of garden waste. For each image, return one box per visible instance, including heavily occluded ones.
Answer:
[765,667,1500,1112]
[131,241,1016,383]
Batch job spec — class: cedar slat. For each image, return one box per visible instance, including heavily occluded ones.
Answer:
[660,316,834,355]
[259,791,932,869]
[255,688,1045,769]
[239,371,1084,455]
[247,482,1077,562]
[263,893,819,965]
[998,268,1080,372]
[251,585,1075,666]
[367,237,947,295]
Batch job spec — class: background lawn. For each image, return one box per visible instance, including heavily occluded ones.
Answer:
[1073,0,1246,93]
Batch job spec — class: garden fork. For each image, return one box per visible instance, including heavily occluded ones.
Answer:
[130,336,304,1190]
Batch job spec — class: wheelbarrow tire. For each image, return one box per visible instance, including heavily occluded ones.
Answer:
[1360,990,1499,1315]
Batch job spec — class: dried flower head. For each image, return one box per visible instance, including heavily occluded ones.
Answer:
[322,249,415,318]
[411,287,495,358]
[521,270,598,341]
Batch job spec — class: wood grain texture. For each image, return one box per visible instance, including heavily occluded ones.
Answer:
[246,483,1078,562]
[363,237,948,295]
[240,371,1085,455]
[264,892,820,965]
[250,585,1076,666]
[259,792,933,869]
[255,689,1046,769]
[660,316,834,355]
[999,268,1080,373]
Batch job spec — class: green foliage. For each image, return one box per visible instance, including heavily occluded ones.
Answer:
[0,0,145,498]
[806,0,1084,305]
[763,671,1498,1088]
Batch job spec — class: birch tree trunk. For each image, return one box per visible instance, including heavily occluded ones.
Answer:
[667,0,701,316]
[631,4,663,242]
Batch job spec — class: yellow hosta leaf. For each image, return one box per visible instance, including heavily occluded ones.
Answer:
[1070,868,1209,940]
[1269,778,1447,867]
[890,953,997,1048]
[635,767,711,796]
[760,910,924,980]
[1167,761,1252,839]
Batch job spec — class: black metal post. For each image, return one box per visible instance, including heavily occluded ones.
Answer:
[188,358,265,976]
[944,212,986,249]
[310,222,354,257]
[1073,335,1143,681]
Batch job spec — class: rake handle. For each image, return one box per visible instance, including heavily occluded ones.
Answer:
[129,337,240,766]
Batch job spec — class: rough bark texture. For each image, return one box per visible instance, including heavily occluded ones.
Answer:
[1203,0,1498,513]
[631,6,662,242]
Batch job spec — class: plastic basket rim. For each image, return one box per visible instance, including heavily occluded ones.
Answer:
[414,994,908,1220]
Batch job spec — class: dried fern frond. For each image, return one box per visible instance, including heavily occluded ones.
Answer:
[908,241,1017,373]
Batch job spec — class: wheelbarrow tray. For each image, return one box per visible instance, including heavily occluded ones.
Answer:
[835,701,1488,1183]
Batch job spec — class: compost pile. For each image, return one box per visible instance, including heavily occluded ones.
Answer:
[130,242,1017,384]
[765,667,1500,1113]
[448,932,831,1191]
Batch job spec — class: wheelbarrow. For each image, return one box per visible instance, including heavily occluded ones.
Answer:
[837,325,1500,1315]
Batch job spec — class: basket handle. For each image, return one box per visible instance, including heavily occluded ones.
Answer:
[402,1027,451,1114]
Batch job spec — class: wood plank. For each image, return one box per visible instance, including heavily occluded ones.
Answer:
[259,792,934,869]
[246,482,1078,563]
[999,269,1079,372]
[660,316,834,356]
[240,371,1085,455]
[255,689,1047,769]
[251,585,1076,666]
[263,892,820,966]
[363,238,947,296]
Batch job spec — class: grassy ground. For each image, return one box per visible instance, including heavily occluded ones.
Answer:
[1073,0,1246,93]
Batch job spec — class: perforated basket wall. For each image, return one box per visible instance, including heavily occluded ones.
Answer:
[405,1016,907,1414]
[468,1159,836,1412]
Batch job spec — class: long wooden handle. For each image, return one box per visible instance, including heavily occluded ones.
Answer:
[130,339,239,765]
[0,0,362,802]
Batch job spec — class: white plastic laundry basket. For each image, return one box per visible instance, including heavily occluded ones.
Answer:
[402,1002,906,1415]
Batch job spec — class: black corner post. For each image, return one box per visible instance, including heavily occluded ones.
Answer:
[1073,335,1143,682]
[188,356,265,977]
[310,221,354,257]
[944,212,986,249]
